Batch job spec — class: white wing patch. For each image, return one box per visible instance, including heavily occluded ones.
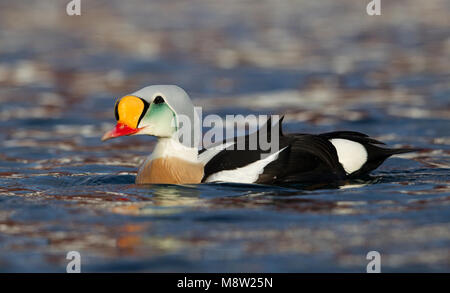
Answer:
[329,138,367,174]
[204,147,288,184]
[198,141,235,165]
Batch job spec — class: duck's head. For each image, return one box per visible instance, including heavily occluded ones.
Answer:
[102,85,198,145]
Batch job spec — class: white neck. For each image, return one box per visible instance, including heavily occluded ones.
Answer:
[149,137,199,163]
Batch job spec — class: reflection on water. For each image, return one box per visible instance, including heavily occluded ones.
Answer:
[0,0,449,272]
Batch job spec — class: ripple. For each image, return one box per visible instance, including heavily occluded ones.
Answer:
[0,0,449,273]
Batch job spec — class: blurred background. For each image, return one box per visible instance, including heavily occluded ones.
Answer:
[0,0,449,272]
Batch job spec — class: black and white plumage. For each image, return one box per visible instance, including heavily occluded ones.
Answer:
[102,85,418,186]
[200,117,417,185]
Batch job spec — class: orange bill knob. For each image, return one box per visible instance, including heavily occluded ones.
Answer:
[102,95,147,141]
[116,95,145,129]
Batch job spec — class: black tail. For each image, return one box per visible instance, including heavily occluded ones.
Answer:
[349,146,421,178]
[381,147,422,156]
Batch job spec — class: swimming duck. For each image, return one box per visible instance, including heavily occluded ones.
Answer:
[102,85,417,185]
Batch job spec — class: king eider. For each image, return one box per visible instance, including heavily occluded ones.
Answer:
[102,85,418,185]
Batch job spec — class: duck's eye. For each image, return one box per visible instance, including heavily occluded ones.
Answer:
[153,96,165,104]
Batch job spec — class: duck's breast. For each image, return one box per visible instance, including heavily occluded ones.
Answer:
[136,157,204,184]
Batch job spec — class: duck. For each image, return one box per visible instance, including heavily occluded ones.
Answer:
[102,85,417,185]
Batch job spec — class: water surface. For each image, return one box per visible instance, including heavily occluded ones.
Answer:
[0,0,449,272]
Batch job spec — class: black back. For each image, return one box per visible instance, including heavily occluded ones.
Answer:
[201,118,418,184]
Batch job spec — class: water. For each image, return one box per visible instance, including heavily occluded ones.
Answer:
[0,0,449,272]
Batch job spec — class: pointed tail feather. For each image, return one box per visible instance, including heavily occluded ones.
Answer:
[381,147,422,156]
